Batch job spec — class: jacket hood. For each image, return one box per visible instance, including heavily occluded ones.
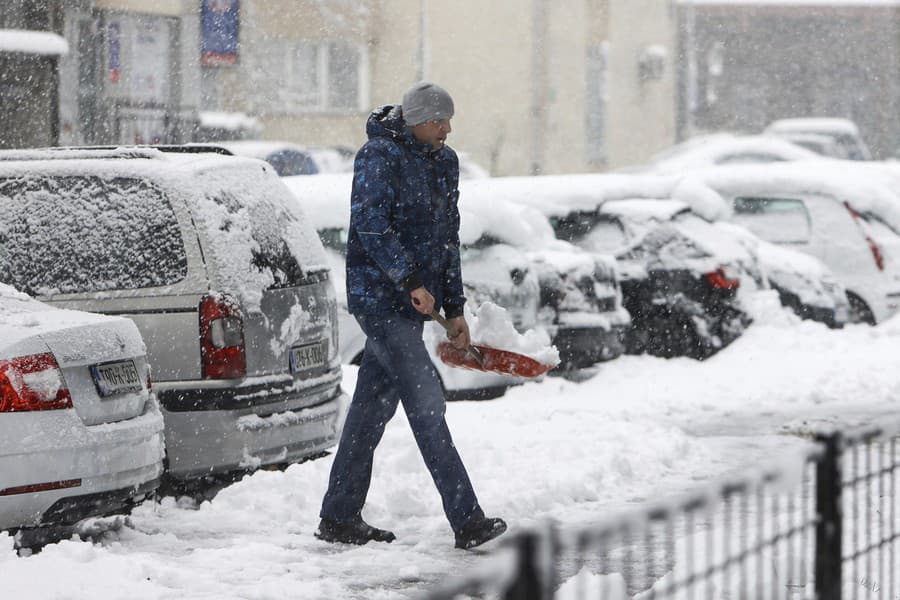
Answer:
[366,105,409,143]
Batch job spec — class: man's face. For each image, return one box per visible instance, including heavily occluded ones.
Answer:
[411,119,452,151]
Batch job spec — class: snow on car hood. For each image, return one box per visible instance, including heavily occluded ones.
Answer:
[460,173,680,218]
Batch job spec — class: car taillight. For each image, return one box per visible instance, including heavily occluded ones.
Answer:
[868,238,885,271]
[845,201,885,271]
[705,267,741,290]
[200,293,246,379]
[0,352,73,412]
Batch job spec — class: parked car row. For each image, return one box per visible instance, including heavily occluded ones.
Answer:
[2,139,889,549]
[460,173,850,360]
[0,146,347,547]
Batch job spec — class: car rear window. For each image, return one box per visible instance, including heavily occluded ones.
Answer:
[193,168,329,311]
[732,196,812,244]
[0,175,187,295]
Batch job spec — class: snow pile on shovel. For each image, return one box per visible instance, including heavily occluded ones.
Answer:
[462,302,560,367]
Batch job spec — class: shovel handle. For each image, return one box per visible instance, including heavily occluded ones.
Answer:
[430,310,486,367]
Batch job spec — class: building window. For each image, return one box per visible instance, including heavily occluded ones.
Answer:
[586,42,608,165]
[258,39,367,114]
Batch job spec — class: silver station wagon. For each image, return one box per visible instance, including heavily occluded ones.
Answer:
[0,147,347,486]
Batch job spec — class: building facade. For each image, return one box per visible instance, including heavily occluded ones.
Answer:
[202,0,678,175]
[57,0,200,146]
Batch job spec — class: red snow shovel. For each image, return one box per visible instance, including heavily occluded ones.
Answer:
[430,310,555,379]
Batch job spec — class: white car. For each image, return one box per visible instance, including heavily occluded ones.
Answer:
[764,117,872,161]
[284,174,539,399]
[459,180,631,368]
[633,133,821,175]
[690,162,900,323]
[0,284,165,545]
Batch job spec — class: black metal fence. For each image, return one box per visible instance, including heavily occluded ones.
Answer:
[422,423,900,600]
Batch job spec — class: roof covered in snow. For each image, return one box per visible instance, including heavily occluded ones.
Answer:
[0,29,68,56]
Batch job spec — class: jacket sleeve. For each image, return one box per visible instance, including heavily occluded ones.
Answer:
[442,185,467,319]
[350,143,422,290]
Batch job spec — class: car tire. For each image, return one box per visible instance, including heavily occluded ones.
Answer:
[846,292,875,325]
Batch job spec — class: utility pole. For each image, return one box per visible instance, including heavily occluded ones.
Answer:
[684,0,698,140]
[530,0,547,175]
[416,0,428,81]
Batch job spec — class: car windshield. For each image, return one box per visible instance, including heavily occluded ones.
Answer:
[0,175,187,295]
[460,234,503,260]
[318,227,348,255]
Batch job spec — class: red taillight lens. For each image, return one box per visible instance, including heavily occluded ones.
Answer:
[845,201,885,272]
[200,293,246,379]
[705,267,741,290]
[868,238,885,271]
[0,352,73,413]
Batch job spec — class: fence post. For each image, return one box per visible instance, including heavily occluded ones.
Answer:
[504,530,551,600]
[815,432,842,600]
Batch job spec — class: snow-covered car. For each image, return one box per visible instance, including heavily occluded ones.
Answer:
[692,162,900,324]
[550,199,753,358]
[457,152,490,179]
[630,133,821,175]
[217,140,323,176]
[0,146,347,488]
[306,146,355,173]
[0,283,164,544]
[458,181,630,369]
[764,117,872,161]
[476,173,850,356]
[284,173,539,399]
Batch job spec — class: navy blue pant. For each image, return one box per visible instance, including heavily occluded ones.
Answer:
[320,314,483,533]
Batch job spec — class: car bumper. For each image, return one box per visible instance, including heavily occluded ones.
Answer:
[0,399,165,530]
[160,380,346,480]
[554,324,627,369]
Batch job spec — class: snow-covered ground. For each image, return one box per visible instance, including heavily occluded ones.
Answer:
[3,290,900,599]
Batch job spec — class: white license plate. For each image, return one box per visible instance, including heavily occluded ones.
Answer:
[90,359,142,397]
[290,340,328,373]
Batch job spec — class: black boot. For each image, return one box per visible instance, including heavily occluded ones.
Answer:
[315,516,396,545]
[454,516,507,549]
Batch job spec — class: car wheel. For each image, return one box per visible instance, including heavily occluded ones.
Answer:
[846,292,875,325]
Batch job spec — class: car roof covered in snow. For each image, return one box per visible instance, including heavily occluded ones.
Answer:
[686,160,900,232]
[0,145,276,180]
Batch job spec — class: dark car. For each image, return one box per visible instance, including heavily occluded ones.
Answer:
[551,200,752,359]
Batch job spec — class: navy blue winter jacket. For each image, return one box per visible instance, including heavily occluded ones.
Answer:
[345,105,466,320]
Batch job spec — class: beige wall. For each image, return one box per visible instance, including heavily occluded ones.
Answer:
[209,1,375,148]
[606,0,677,168]
[208,0,676,174]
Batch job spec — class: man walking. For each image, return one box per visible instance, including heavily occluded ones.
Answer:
[316,82,507,550]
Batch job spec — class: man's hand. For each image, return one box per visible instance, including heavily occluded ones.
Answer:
[410,286,435,315]
[446,316,471,350]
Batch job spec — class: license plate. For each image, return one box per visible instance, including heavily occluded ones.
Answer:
[290,340,328,373]
[90,359,142,397]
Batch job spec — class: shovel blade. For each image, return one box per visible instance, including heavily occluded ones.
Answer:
[437,342,554,379]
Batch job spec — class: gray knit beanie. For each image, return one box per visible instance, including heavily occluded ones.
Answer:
[401,82,455,127]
